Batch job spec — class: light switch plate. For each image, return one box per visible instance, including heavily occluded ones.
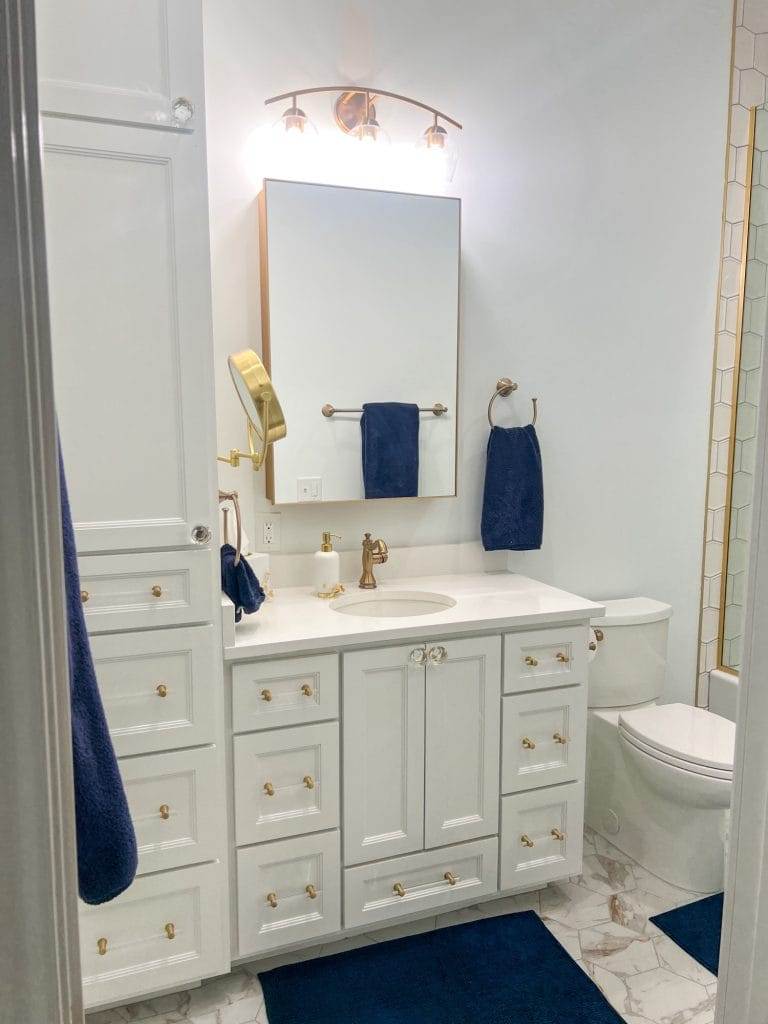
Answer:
[297,477,322,502]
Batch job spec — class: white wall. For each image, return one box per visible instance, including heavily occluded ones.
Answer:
[203,0,732,703]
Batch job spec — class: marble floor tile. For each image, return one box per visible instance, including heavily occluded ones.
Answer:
[92,832,719,1024]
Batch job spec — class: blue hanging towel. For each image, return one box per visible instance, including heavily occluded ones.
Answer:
[59,447,137,905]
[481,424,544,551]
[361,402,419,499]
[221,544,266,622]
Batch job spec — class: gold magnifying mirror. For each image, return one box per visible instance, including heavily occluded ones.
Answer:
[218,349,286,471]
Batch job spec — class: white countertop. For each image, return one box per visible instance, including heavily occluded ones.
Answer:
[224,572,604,661]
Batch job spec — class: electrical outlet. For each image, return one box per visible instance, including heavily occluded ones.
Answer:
[255,512,281,551]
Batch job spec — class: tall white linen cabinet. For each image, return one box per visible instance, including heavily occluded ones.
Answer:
[36,0,231,1008]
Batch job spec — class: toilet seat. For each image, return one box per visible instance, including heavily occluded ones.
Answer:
[618,703,734,776]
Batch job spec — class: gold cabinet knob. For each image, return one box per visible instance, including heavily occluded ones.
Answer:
[164,922,175,940]
[305,884,318,899]
[303,774,315,790]
[266,892,278,908]
[444,871,459,886]
[156,683,168,698]
[96,937,108,956]
[520,834,535,848]
[80,590,90,603]
[159,804,170,820]
[522,736,536,749]
[151,585,163,598]
[588,641,597,651]
[556,652,570,664]
[393,882,406,898]
[524,655,538,667]
[593,627,604,642]
[260,688,273,702]
[300,683,314,697]
[551,828,566,841]
[263,781,275,796]
[553,732,568,745]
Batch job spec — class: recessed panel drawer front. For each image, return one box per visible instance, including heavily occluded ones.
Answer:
[237,831,341,956]
[90,626,217,756]
[504,626,587,694]
[121,747,221,874]
[500,781,584,890]
[234,722,340,845]
[502,686,586,793]
[344,837,498,930]
[79,550,214,633]
[79,861,227,1009]
[232,654,339,733]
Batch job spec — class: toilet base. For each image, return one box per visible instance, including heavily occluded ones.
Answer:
[586,709,729,894]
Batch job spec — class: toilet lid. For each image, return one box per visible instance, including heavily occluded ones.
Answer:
[618,703,735,772]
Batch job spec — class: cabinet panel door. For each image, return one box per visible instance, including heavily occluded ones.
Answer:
[36,0,203,129]
[343,645,425,865]
[424,637,501,848]
[43,117,215,553]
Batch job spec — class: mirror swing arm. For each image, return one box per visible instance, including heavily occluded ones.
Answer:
[217,349,286,472]
[217,400,272,471]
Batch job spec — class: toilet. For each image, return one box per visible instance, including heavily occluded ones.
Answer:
[585,597,735,894]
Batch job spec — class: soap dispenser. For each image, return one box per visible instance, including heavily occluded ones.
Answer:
[314,531,342,598]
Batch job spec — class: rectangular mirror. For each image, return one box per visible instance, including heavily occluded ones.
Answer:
[259,179,460,504]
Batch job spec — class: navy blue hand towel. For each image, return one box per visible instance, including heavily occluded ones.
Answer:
[59,448,137,905]
[481,424,544,551]
[221,544,266,622]
[361,402,419,499]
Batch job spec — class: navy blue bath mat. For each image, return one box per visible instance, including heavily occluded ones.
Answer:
[259,910,624,1024]
[651,893,724,975]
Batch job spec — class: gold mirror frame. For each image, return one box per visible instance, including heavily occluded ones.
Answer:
[218,349,286,471]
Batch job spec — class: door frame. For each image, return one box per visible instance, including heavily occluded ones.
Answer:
[0,1,82,1020]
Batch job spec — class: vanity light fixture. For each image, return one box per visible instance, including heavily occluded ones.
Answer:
[272,96,318,138]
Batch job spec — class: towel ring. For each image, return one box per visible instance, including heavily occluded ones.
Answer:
[218,489,243,566]
[487,377,538,428]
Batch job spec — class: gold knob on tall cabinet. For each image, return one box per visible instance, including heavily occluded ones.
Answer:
[520,834,535,848]
[261,688,273,702]
[266,892,278,908]
[444,871,459,886]
[305,884,318,899]
[96,937,108,956]
[303,775,315,790]
[300,683,314,697]
[393,882,406,898]
[556,652,570,663]
[159,804,170,820]
[551,828,566,841]
[164,923,176,940]
[553,732,567,745]
[524,655,538,667]
[151,585,163,598]
[522,737,536,750]
[156,683,168,698]
[263,781,275,796]
[80,590,90,603]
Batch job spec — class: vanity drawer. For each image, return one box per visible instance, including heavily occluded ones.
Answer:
[500,781,584,890]
[232,654,339,733]
[502,686,586,793]
[504,626,587,693]
[121,746,221,874]
[79,861,227,1009]
[90,626,217,756]
[78,550,214,633]
[344,836,498,930]
[237,831,341,957]
[234,722,340,845]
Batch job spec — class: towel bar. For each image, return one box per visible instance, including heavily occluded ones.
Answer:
[322,402,448,417]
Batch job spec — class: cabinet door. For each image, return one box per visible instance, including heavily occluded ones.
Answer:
[424,637,501,848]
[36,0,203,130]
[343,645,425,865]
[43,118,216,552]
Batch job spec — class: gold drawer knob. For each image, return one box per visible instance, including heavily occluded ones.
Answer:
[264,781,275,796]
[524,655,538,667]
[444,871,459,886]
[156,683,168,698]
[164,922,175,940]
[593,627,604,642]
[556,652,570,664]
[300,683,314,697]
[159,804,170,820]
[96,937,108,956]
[588,641,597,651]
[266,892,278,908]
[551,828,566,841]
[393,882,406,898]
[80,590,90,603]
[520,834,535,848]
[303,774,315,790]
[151,585,163,598]
[305,884,318,899]
[522,736,536,750]
[261,688,273,702]
[553,732,568,745]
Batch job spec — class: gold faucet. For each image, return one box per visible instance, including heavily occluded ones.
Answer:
[360,533,388,589]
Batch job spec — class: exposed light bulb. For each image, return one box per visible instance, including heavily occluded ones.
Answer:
[272,98,318,139]
[417,118,458,181]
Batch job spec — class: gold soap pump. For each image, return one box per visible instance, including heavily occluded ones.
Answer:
[314,531,344,599]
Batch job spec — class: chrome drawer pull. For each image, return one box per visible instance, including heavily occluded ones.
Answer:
[164,922,176,940]
[159,804,170,820]
[300,683,314,697]
[520,834,535,848]
[151,585,163,598]
[263,781,275,796]
[266,892,278,908]
[444,871,459,886]
[556,652,570,663]
[156,683,168,698]
[551,828,566,841]
[305,884,318,899]
[303,774,315,790]
[522,736,536,750]
[96,937,108,956]
[553,732,568,745]
[524,655,538,667]
[393,882,406,898]
[260,688,273,702]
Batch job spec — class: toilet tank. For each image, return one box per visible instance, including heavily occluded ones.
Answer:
[589,597,672,708]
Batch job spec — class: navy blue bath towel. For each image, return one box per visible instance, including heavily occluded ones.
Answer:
[59,448,137,904]
[481,424,543,551]
[361,402,419,499]
[220,544,266,622]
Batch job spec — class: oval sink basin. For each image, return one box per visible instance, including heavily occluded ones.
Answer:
[330,590,457,618]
